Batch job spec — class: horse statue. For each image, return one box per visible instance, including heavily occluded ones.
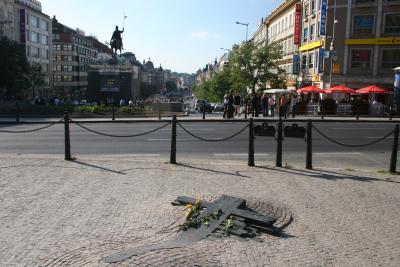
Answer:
[110,25,124,58]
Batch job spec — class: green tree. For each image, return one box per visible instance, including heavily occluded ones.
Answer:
[165,80,177,92]
[27,63,45,100]
[229,41,286,94]
[140,82,158,98]
[0,37,29,97]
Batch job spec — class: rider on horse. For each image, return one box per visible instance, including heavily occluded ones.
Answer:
[111,25,124,55]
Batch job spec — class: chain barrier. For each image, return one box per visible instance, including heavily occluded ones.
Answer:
[177,121,249,142]
[312,125,395,148]
[0,119,64,133]
[72,120,171,138]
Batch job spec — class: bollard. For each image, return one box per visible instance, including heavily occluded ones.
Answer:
[158,101,162,120]
[389,104,393,121]
[112,103,115,121]
[170,115,177,164]
[15,101,20,123]
[202,101,206,120]
[248,118,255,166]
[276,118,283,167]
[244,103,248,119]
[321,100,325,120]
[356,102,359,120]
[389,124,399,173]
[64,112,72,161]
[306,120,313,169]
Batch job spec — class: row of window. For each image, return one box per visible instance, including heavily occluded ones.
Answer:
[298,49,400,72]
[54,76,88,82]
[269,11,295,38]
[52,44,98,57]
[27,30,49,45]
[27,46,49,59]
[53,65,87,72]
[28,14,49,31]
[352,14,400,35]
[280,37,296,55]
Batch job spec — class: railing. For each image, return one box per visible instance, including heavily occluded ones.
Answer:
[0,113,399,173]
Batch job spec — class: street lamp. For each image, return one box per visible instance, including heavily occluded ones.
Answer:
[220,48,231,52]
[236,21,249,42]
[328,0,338,88]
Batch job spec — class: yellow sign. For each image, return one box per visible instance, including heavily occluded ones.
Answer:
[333,63,340,74]
[345,37,400,45]
[299,39,325,52]
[312,74,320,82]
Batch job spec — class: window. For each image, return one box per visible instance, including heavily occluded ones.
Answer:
[384,14,400,34]
[311,0,316,13]
[381,49,400,68]
[309,53,314,69]
[40,48,48,59]
[31,47,39,58]
[303,1,309,18]
[353,15,374,34]
[30,15,39,28]
[40,20,48,31]
[355,0,375,3]
[41,35,48,45]
[31,31,39,43]
[310,24,315,41]
[351,49,372,68]
[303,27,309,42]
[302,54,307,70]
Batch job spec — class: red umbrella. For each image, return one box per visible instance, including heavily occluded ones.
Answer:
[326,85,355,94]
[297,85,326,94]
[355,85,393,95]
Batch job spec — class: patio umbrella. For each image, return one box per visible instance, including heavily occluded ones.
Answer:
[355,85,393,95]
[297,85,326,94]
[326,85,355,94]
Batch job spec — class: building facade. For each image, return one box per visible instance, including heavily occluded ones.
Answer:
[266,0,301,89]
[52,17,98,100]
[0,0,15,40]
[13,0,52,98]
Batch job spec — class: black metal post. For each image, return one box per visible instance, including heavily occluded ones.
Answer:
[15,101,20,122]
[306,120,313,169]
[276,118,283,167]
[170,115,177,164]
[158,101,162,120]
[64,112,72,161]
[248,118,255,167]
[389,104,393,121]
[244,103,248,119]
[202,101,206,120]
[389,124,399,173]
[321,100,325,120]
[112,103,115,121]
[356,101,359,120]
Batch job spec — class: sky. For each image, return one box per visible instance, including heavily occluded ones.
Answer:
[40,0,282,74]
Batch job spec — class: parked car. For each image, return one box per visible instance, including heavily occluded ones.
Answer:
[197,100,213,113]
[212,102,224,112]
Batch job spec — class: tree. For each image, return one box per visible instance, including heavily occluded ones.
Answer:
[0,37,29,97]
[27,63,45,100]
[165,80,177,92]
[229,41,286,94]
[140,82,158,98]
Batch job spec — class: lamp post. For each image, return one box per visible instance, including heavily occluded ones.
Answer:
[236,21,249,42]
[328,0,338,88]
[220,48,231,52]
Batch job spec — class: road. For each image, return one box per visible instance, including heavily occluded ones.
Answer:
[0,112,398,170]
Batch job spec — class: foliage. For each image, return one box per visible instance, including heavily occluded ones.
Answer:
[0,37,29,97]
[165,80,177,92]
[229,41,286,94]
[194,68,232,102]
[179,201,222,231]
[140,82,158,98]
[27,63,45,100]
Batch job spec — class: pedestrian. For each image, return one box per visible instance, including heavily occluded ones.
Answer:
[290,95,297,118]
[227,90,234,119]
[222,91,228,118]
[251,93,260,117]
[261,94,268,117]
[279,95,286,118]
[268,95,275,117]
[234,93,241,116]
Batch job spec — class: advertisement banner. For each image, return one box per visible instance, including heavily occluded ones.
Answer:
[19,9,26,44]
[318,48,325,74]
[292,54,300,75]
[294,4,302,45]
[100,74,120,93]
[320,0,327,36]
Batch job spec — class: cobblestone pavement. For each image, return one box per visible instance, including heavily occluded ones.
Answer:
[0,154,399,266]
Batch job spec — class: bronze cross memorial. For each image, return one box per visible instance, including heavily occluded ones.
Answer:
[103,195,279,263]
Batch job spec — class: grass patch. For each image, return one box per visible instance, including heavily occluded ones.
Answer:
[345,168,355,172]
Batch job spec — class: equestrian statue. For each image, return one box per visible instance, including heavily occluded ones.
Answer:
[110,25,124,58]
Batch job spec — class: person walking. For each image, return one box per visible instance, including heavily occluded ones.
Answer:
[251,93,260,117]
[227,90,234,119]
[279,95,286,117]
[233,93,241,116]
[268,95,275,117]
[290,95,297,118]
[222,91,228,119]
[261,94,268,117]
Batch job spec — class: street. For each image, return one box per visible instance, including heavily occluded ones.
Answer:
[0,113,397,171]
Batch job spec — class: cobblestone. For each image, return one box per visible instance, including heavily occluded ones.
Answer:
[0,154,399,266]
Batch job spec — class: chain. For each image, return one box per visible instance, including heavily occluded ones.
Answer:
[177,122,249,142]
[312,125,395,148]
[0,119,63,133]
[72,120,171,138]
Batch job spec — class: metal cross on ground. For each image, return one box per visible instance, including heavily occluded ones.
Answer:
[103,195,281,263]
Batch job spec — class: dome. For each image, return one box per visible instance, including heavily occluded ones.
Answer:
[144,59,154,70]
